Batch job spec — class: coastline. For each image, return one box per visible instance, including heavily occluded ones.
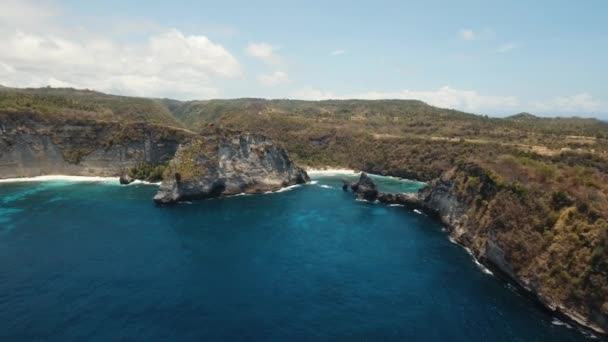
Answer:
[0,175,160,185]
[306,168,359,176]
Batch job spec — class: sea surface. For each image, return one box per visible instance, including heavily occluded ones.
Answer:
[0,175,593,341]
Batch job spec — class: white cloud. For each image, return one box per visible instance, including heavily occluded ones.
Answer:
[0,0,59,30]
[0,1,241,100]
[531,93,604,113]
[497,42,517,53]
[292,87,608,116]
[245,42,281,65]
[291,87,337,100]
[257,71,289,86]
[459,29,476,41]
[292,86,520,113]
[331,49,346,56]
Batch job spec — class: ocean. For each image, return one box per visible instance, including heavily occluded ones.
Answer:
[0,174,591,341]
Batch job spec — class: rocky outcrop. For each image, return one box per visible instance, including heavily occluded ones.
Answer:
[153,132,310,204]
[119,171,134,185]
[0,112,191,179]
[349,172,378,200]
[416,163,607,336]
[346,165,607,336]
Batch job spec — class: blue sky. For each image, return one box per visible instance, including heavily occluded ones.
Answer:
[0,0,606,118]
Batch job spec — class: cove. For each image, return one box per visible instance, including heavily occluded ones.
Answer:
[0,175,591,341]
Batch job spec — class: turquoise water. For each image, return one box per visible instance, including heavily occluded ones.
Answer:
[0,176,592,341]
[332,172,426,193]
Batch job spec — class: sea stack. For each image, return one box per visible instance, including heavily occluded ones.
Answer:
[153,131,309,204]
[350,172,379,201]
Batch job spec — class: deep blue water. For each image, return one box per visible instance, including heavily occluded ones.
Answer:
[0,176,592,341]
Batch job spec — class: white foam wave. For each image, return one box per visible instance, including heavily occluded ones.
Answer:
[306,168,357,176]
[0,175,117,183]
[276,184,301,192]
[319,184,334,189]
[413,209,423,215]
[551,318,572,328]
[127,180,161,186]
[264,184,302,194]
[462,246,494,275]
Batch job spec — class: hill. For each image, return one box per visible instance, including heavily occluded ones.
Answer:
[157,96,608,335]
[0,86,185,128]
[1,86,607,334]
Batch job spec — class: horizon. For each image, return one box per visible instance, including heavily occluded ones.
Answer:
[0,0,607,119]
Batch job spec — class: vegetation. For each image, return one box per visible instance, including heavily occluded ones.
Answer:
[443,158,608,328]
[159,97,608,331]
[163,138,218,181]
[0,86,184,127]
[1,87,607,332]
[127,162,168,182]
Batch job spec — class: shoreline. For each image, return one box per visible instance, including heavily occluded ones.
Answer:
[0,175,118,183]
[305,168,427,185]
[305,168,359,175]
[0,175,160,185]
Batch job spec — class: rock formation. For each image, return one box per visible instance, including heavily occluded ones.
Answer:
[153,132,310,204]
[349,172,379,200]
[119,171,134,185]
[346,166,607,336]
[0,112,189,178]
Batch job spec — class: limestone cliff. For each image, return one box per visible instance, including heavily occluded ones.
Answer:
[416,163,608,335]
[354,163,607,336]
[0,111,191,178]
[153,132,310,204]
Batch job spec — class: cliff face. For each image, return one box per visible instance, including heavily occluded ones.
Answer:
[0,112,191,178]
[154,132,309,204]
[417,163,608,335]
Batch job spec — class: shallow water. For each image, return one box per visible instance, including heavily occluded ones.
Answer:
[0,176,591,341]
[333,172,426,193]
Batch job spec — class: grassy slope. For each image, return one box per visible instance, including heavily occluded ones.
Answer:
[0,86,185,128]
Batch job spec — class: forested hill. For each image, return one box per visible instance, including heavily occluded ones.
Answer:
[0,86,185,128]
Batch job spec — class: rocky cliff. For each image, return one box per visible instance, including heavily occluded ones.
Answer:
[153,131,310,204]
[348,165,608,335]
[417,163,608,335]
[0,111,191,178]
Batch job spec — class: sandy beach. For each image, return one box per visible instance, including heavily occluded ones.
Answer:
[305,168,359,176]
[0,175,160,185]
[0,175,118,183]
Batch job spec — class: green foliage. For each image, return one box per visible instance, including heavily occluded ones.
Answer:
[127,162,168,182]
[551,191,573,210]
[0,86,184,127]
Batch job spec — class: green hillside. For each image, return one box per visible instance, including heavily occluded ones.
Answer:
[0,86,184,128]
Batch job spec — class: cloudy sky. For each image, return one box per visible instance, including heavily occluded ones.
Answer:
[0,0,606,118]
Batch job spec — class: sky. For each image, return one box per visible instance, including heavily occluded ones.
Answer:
[0,0,607,118]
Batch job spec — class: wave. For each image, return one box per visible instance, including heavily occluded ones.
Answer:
[0,175,117,183]
[264,184,303,194]
[448,237,494,276]
[551,318,572,329]
[127,180,162,186]
[306,169,357,176]
[464,247,494,276]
